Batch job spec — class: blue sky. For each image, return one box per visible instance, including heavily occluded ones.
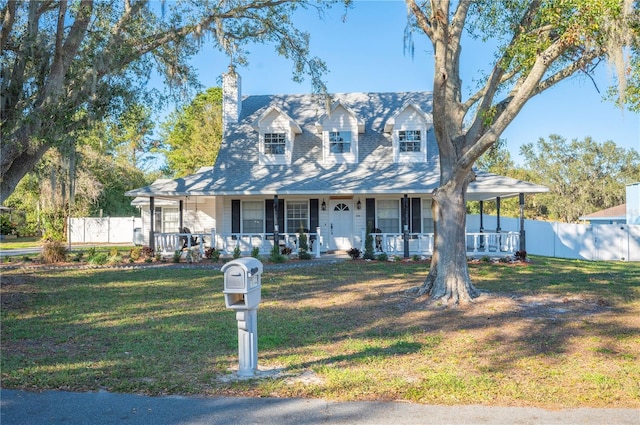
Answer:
[160,0,639,164]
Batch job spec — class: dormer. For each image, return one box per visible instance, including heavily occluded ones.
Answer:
[315,101,364,164]
[384,103,432,163]
[252,106,302,165]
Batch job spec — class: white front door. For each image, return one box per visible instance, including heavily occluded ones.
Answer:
[330,201,353,250]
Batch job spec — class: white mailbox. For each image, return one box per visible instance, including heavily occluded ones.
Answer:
[220,257,264,377]
[221,257,263,310]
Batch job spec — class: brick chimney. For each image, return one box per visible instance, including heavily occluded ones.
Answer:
[222,65,241,131]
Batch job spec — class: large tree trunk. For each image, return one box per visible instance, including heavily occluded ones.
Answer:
[416,177,481,304]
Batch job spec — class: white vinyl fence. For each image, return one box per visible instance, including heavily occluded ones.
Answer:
[69,217,141,244]
[468,215,640,262]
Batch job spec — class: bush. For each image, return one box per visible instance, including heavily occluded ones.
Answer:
[377,252,388,261]
[88,252,108,265]
[297,229,312,260]
[141,246,154,259]
[515,250,527,262]
[233,245,241,259]
[129,246,141,261]
[72,250,84,262]
[363,227,375,260]
[109,247,119,257]
[40,239,68,263]
[269,244,287,263]
[251,246,260,258]
[172,250,182,263]
[205,247,220,262]
[281,246,292,256]
[347,247,361,260]
[0,215,16,235]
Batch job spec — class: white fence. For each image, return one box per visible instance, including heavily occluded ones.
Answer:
[468,215,640,262]
[69,217,141,244]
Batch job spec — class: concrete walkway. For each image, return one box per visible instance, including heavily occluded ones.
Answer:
[1,389,638,425]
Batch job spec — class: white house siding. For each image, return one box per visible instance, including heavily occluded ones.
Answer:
[393,107,429,163]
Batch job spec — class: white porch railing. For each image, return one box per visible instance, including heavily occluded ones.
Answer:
[358,230,520,257]
[154,229,519,259]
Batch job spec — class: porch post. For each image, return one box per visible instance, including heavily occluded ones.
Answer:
[519,193,526,252]
[179,200,184,231]
[496,196,501,233]
[403,194,409,258]
[149,197,155,251]
[479,201,484,232]
[273,195,279,249]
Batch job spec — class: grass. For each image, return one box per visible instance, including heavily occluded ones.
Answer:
[0,237,40,250]
[1,256,639,408]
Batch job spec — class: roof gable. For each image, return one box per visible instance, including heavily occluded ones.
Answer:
[251,105,302,134]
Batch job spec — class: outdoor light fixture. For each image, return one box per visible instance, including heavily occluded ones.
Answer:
[356,199,362,210]
[321,199,326,210]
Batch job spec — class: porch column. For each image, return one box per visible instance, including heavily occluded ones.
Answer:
[273,195,279,248]
[149,197,155,251]
[496,196,501,233]
[519,193,526,252]
[479,201,484,233]
[179,200,184,231]
[403,194,409,258]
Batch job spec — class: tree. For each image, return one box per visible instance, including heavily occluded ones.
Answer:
[1,0,338,203]
[520,135,640,223]
[405,0,638,303]
[160,87,223,177]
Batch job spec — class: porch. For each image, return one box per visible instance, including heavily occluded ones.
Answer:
[153,229,520,259]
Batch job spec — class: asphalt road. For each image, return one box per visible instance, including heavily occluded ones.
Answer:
[1,389,639,425]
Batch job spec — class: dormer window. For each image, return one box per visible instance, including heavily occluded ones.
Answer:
[329,131,352,153]
[252,106,301,165]
[264,133,286,155]
[316,101,364,164]
[384,103,432,163]
[399,130,421,153]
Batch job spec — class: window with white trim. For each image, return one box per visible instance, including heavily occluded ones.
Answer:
[329,131,352,153]
[163,208,180,233]
[422,200,434,233]
[377,200,400,233]
[399,130,421,152]
[242,201,264,233]
[264,133,286,155]
[286,201,308,232]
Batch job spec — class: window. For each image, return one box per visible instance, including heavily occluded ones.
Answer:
[242,201,264,233]
[422,200,434,233]
[329,131,351,153]
[163,208,180,233]
[264,133,286,155]
[377,200,400,233]
[286,201,308,232]
[399,130,421,152]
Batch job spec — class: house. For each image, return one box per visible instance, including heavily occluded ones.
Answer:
[126,68,548,257]
[579,182,640,225]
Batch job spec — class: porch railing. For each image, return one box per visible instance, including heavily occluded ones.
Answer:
[154,229,519,259]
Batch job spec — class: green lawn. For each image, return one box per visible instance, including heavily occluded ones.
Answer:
[1,257,639,408]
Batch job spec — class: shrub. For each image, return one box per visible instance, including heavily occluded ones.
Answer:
[377,252,388,261]
[40,239,68,263]
[363,227,375,260]
[109,247,119,257]
[72,250,84,262]
[480,255,491,263]
[347,247,361,260]
[392,255,402,262]
[88,252,108,265]
[251,246,260,258]
[141,246,154,259]
[205,247,220,262]
[269,244,287,263]
[233,245,241,259]
[412,254,421,262]
[515,250,527,262]
[281,246,292,256]
[129,246,141,261]
[172,250,182,263]
[0,215,16,235]
[297,229,312,260]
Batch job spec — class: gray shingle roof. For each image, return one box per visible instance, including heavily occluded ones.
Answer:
[126,91,547,200]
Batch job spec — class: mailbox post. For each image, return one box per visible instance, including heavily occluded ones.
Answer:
[221,257,263,377]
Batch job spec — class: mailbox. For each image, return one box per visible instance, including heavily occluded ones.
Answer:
[221,257,263,310]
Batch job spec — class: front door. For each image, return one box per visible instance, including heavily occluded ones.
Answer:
[330,201,353,250]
